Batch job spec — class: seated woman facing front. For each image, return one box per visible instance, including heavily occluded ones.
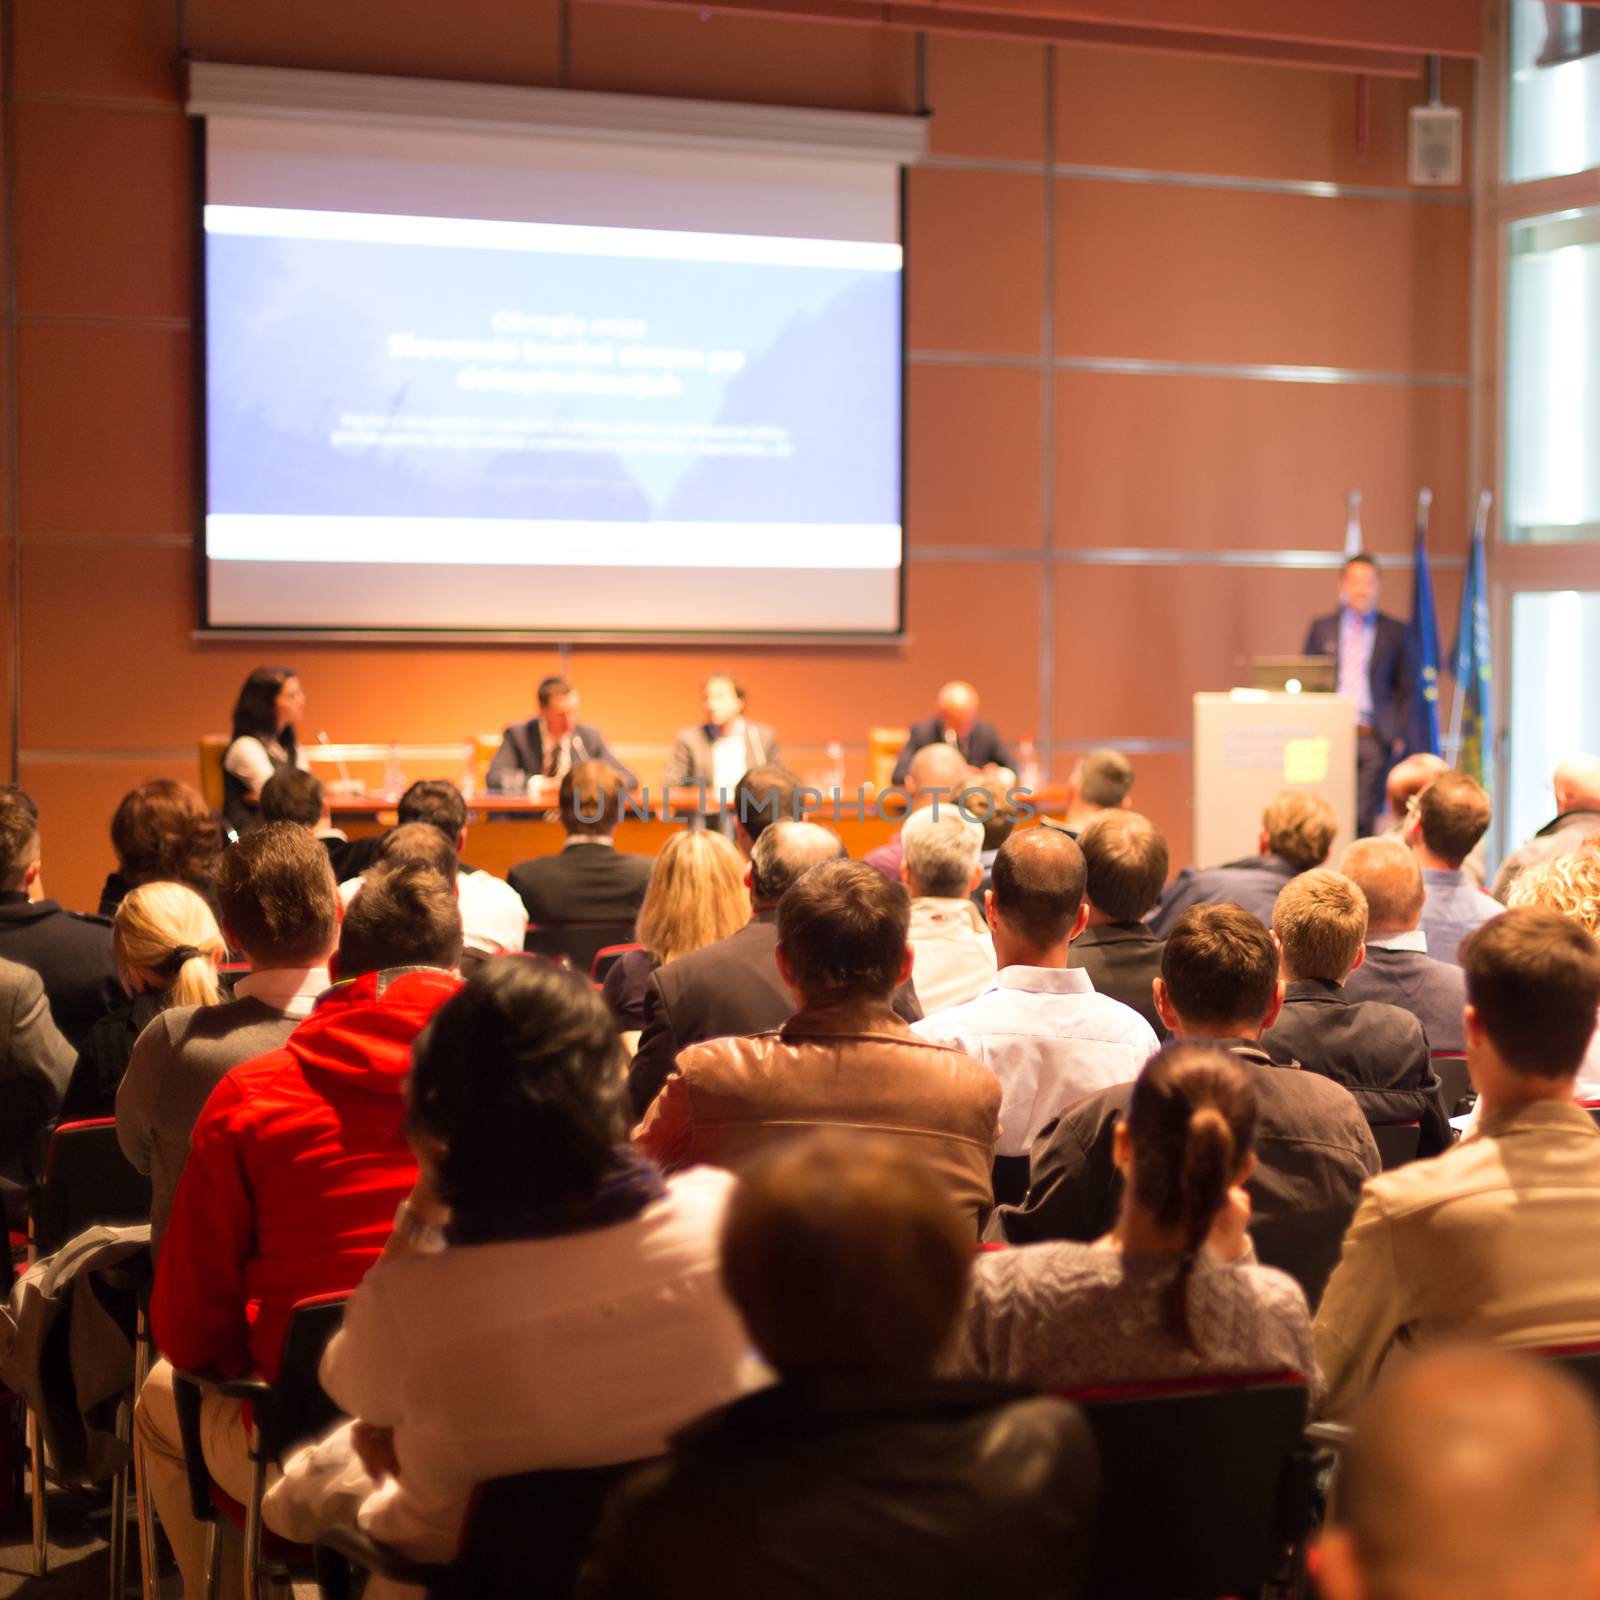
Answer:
[946,1043,1318,1398]
[298,957,756,1563]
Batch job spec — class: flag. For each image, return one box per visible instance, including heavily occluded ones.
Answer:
[1405,498,1442,758]
[1450,498,1493,792]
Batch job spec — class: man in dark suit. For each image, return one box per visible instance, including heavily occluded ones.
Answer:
[892,681,1017,786]
[486,675,636,792]
[1068,810,1168,1038]
[628,820,922,1119]
[509,762,652,928]
[1303,552,1416,836]
[1262,866,1450,1155]
[1339,836,1466,1052]
[661,674,782,793]
[0,786,120,1051]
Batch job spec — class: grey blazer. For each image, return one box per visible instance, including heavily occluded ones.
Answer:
[661,722,781,788]
[0,957,76,1183]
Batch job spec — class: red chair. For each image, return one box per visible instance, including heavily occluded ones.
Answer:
[1431,1054,1473,1118]
[590,943,645,984]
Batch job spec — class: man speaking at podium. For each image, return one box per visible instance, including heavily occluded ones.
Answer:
[1303,552,1415,838]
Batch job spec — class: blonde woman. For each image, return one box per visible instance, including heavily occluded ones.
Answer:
[602,831,749,1041]
[69,883,227,1119]
[1507,839,1600,1092]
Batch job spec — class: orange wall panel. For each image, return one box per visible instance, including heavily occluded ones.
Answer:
[185,0,563,86]
[11,0,180,104]
[570,4,915,110]
[908,363,1043,550]
[907,167,1044,354]
[1054,180,1472,373]
[924,36,1047,163]
[1054,45,1473,189]
[13,103,192,321]
[1053,371,1470,552]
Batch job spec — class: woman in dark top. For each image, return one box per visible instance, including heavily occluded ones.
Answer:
[602,831,748,1033]
[98,779,224,919]
[221,666,309,838]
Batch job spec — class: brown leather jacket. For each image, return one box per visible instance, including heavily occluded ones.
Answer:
[634,998,1001,1233]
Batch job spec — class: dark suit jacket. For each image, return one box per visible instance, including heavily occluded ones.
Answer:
[509,842,653,928]
[0,894,120,1053]
[1067,923,1166,1038]
[892,718,1018,786]
[1302,610,1414,748]
[628,911,923,1120]
[985,1040,1380,1307]
[1147,853,1299,938]
[487,719,636,790]
[1262,978,1450,1156]
[1342,942,1466,1053]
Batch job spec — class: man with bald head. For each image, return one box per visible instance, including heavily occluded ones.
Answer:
[891,681,1018,786]
[914,827,1157,1168]
[1493,754,1600,902]
[1319,1349,1600,1600]
[1339,837,1466,1052]
[627,821,922,1118]
[865,741,977,882]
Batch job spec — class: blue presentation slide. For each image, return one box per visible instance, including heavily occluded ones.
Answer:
[204,207,903,570]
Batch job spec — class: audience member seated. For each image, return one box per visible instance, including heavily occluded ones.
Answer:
[118,825,340,1260]
[280,958,754,1563]
[0,956,75,1184]
[70,883,226,1121]
[1148,789,1337,937]
[1382,752,1488,887]
[0,784,120,1050]
[1068,810,1169,1036]
[731,764,801,854]
[1339,836,1466,1053]
[1047,746,1135,835]
[1318,1350,1600,1600]
[864,742,974,881]
[636,861,1000,1233]
[946,1044,1315,1396]
[135,861,463,1596]
[901,805,996,1013]
[891,679,1018,785]
[1314,908,1600,1418]
[990,905,1378,1304]
[1405,770,1501,964]
[1262,870,1448,1155]
[602,831,749,1033]
[914,828,1156,1161]
[342,781,526,963]
[222,665,310,838]
[1508,840,1600,1088]
[259,766,353,879]
[1493,753,1600,902]
[98,779,224,918]
[509,762,651,930]
[629,821,922,1118]
[583,1133,1097,1600]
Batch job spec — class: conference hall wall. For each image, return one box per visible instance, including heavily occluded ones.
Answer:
[0,0,1472,912]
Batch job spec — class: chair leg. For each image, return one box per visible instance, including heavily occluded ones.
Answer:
[27,1403,47,1577]
[204,1520,222,1600]
[132,1323,160,1600]
[243,1456,268,1600]
[108,1460,128,1600]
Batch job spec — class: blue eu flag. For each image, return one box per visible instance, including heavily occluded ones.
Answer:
[1406,508,1443,758]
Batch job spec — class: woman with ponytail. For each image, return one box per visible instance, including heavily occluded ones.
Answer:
[68,882,226,1117]
[303,957,754,1563]
[947,1043,1318,1396]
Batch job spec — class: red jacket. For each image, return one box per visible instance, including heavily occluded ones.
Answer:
[151,967,460,1380]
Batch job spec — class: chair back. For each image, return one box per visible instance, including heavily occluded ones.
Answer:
[436,1461,643,1600]
[198,735,230,812]
[254,1295,349,1465]
[33,1119,153,1259]
[1432,1054,1473,1117]
[1067,1371,1313,1600]
[990,1154,1029,1210]
[591,943,645,984]
[1371,1121,1422,1170]
[868,727,909,791]
[525,922,638,977]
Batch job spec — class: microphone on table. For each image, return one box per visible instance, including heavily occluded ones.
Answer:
[318,731,361,795]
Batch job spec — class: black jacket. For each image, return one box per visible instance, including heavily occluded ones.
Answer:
[486,720,636,790]
[1262,978,1451,1156]
[1069,922,1166,1038]
[510,843,654,928]
[986,1041,1380,1308]
[0,895,120,1052]
[628,911,923,1120]
[580,1377,1097,1600]
[1148,853,1300,938]
[892,718,1018,785]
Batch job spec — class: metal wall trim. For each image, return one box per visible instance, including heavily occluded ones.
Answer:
[911,547,1467,569]
[19,312,192,332]
[1053,355,1470,388]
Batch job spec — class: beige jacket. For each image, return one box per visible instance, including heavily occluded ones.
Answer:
[1314,1099,1600,1417]
[634,997,1002,1233]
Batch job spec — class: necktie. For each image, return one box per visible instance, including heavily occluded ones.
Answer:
[1339,612,1365,702]
[544,741,562,779]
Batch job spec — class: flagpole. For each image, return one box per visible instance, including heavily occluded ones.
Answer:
[1447,491,1492,762]
[1345,489,1363,557]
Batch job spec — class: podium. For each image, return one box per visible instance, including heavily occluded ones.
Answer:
[1193,692,1359,870]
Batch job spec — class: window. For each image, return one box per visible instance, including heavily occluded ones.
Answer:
[1509,0,1600,182]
